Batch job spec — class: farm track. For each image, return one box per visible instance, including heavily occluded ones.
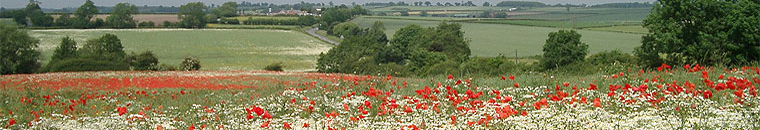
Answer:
[307,27,340,45]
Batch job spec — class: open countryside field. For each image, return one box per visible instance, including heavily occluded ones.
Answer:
[28,29,331,71]
[586,25,649,34]
[352,17,642,57]
[1,65,758,129]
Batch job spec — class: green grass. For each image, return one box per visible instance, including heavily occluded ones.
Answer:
[585,25,649,34]
[352,17,643,57]
[28,29,333,71]
[206,24,300,29]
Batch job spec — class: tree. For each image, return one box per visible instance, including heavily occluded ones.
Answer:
[50,36,78,63]
[74,0,98,28]
[55,14,72,27]
[483,1,491,6]
[541,30,588,69]
[635,0,760,67]
[106,3,138,28]
[178,2,208,28]
[425,1,432,6]
[80,34,126,61]
[332,22,361,38]
[0,25,41,74]
[24,0,53,27]
[211,2,237,17]
[128,51,159,70]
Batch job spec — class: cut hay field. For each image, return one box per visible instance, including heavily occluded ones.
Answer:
[351,17,642,57]
[1,65,758,129]
[27,29,332,71]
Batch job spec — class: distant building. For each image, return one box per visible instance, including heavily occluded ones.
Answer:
[269,8,312,16]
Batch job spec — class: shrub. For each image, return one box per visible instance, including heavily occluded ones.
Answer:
[181,56,201,71]
[44,58,129,72]
[0,25,41,74]
[541,30,588,70]
[127,51,159,70]
[264,62,285,71]
[460,57,517,76]
[587,50,636,66]
[150,64,178,71]
[138,21,155,28]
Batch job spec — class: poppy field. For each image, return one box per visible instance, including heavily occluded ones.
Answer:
[1,64,759,129]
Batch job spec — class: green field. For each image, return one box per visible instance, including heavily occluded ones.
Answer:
[206,24,300,29]
[28,29,332,71]
[368,6,517,11]
[230,16,299,21]
[369,7,650,29]
[585,25,649,34]
[352,17,643,57]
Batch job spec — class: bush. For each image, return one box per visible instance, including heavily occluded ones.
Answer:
[181,56,201,71]
[0,25,41,74]
[44,58,129,72]
[138,21,155,28]
[264,62,285,71]
[460,57,518,76]
[541,30,588,70]
[127,51,159,70]
[587,50,636,66]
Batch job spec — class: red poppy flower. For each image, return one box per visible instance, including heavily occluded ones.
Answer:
[303,123,310,128]
[284,122,292,129]
[261,121,270,128]
[500,75,506,80]
[188,125,195,130]
[514,83,519,88]
[593,98,601,108]
[509,74,515,80]
[117,107,128,116]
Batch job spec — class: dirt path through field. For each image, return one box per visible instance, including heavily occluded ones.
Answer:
[307,28,340,45]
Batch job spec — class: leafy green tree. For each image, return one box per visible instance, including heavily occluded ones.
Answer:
[50,36,78,63]
[80,34,126,61]
[0,25,41,74]
[24,0,53,27]
[106,3,138,28]
[129,51,159,70]
[419,10,428,17]
[297,15,315,26]
[178,2,208,28]
[138,21,156,28]
[55,14,72,27]
[483,1,491,6]
[211,2,237,17]
[426,22,470,62]
[541,30,588,69]
[635,0,760,67]
[331,22,361,38]
[74,0,98,28]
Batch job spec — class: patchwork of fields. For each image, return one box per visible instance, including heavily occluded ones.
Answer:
[28,29,332,71]
[352,17,643,57]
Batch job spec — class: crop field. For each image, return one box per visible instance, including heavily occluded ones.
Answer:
[27,29,332,71]
[1,64,759,129]
[230,16,299,21]
[352,17,642,57]
[586,25,649,34]
[368,6,518,12]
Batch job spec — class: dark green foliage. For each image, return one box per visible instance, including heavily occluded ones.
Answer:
[587,50,636,66]
[483,1,491,6]
[128,51,159,70]
[400,11,410,16]
[459,57,519,76]
[151,64,178,71]
[541,30,588,69]
[79,34,126,61]
[590,2,654,8]
[181,56,201,71]
[178,2,208,28]
[319,5,367,31]
[496,1,546,7]
[106,3,138,28]
[317,22,470,76]
[138,21,155,28]
[635,0,760,67]
[74,0,97,28]
[55,14,72,27]
[264,62,285,71]
[211,2,238,17]
[331,22,361,38]
[24,0,53,27]
[0,25,41,74]
[44,58,129,72]
[50,37,78,63]
[297,15,316,26]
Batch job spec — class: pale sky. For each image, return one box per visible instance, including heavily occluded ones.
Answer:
[0,0,656,9]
